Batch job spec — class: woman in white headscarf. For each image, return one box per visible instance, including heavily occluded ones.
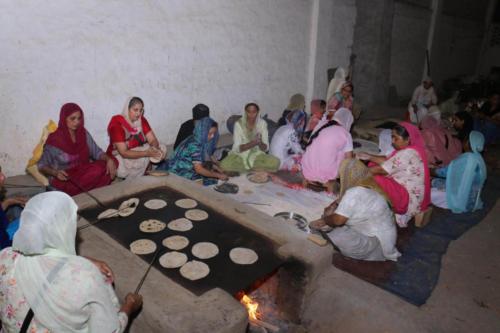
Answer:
[107,96,165,178]
[408,77,438,124]
[0,191,142,332]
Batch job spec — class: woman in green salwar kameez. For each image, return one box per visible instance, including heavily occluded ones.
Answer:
[221,103,280,172]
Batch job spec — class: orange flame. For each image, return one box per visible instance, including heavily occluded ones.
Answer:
[240,294,260,320]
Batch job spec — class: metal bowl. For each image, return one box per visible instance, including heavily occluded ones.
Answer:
[274,212,310,233]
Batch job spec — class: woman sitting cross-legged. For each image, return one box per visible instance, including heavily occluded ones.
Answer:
[38,103,117,196]
[359,122,431,227]
[270,109,306,171]
[220,103,280,173]
[162,117,228,185]
[0,191,143,332]
[309,159,401,262]
[107,96,164,179]
[431,131,487,213]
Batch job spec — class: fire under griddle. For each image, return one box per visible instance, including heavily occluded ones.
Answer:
[79,187,283,296]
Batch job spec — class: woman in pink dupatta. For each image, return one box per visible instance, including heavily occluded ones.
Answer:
[301,111,354,190]
[359,122,430,227]
[420,115,462,168]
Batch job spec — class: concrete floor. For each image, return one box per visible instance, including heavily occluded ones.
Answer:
[302,183,500,333]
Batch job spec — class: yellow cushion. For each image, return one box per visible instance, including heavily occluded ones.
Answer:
[26,120,57,186]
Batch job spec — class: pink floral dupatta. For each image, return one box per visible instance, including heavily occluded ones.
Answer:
[395,122,431,211]
[372,122,431,214]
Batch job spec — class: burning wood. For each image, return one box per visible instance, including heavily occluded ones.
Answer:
[240,294,260,320]
[240,294,279,332]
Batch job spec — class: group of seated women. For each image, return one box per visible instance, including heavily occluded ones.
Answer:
[0,86,492,332]
[36,80,357,196]
[38,97,164,196]
[32,87,489,265]
[311,112,488,262]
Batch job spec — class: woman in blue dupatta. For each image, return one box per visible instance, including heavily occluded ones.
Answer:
[166,117,228,185]
[431,131,487,213]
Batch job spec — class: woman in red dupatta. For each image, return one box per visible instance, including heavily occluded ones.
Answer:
[38,103,117,196]
[358,122,431,227]
[106,97,164,179]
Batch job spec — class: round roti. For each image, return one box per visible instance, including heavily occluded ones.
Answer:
[147,170,169,177]
[191,242,219,259]
[162,235,189,250]
[180,260,210,281]
[229,247,259,265]
[185,209,209,221]
[159,251,188,268]
[167,218,193,232]
[248,172,269,184]
[150,144,167,163]
[144,199,167,210]
[118,198,140,217]
[130,239,157,255]
[175,198,198,209]
[139,219,166,233]
[97,208,119,220]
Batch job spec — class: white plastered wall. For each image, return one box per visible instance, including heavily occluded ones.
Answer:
[1,0,358,176]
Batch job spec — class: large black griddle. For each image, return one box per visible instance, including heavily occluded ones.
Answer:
[79,187,283,296]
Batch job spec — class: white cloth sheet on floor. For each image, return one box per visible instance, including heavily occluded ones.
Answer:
[211,175,335,222]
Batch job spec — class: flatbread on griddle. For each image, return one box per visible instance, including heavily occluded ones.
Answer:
[130,239,157,255]
[97,208,119,220]
[162,235,189,250]
[144,199,167,210]
[167,218,193,232]
[191,242,219,259]
[139,219,166,233]
[159,251,188,268]
[179,260,210,280]
[184,209,209,221]
[118,198,139,217]
[175,198,198,209]
[229,247,259,265]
